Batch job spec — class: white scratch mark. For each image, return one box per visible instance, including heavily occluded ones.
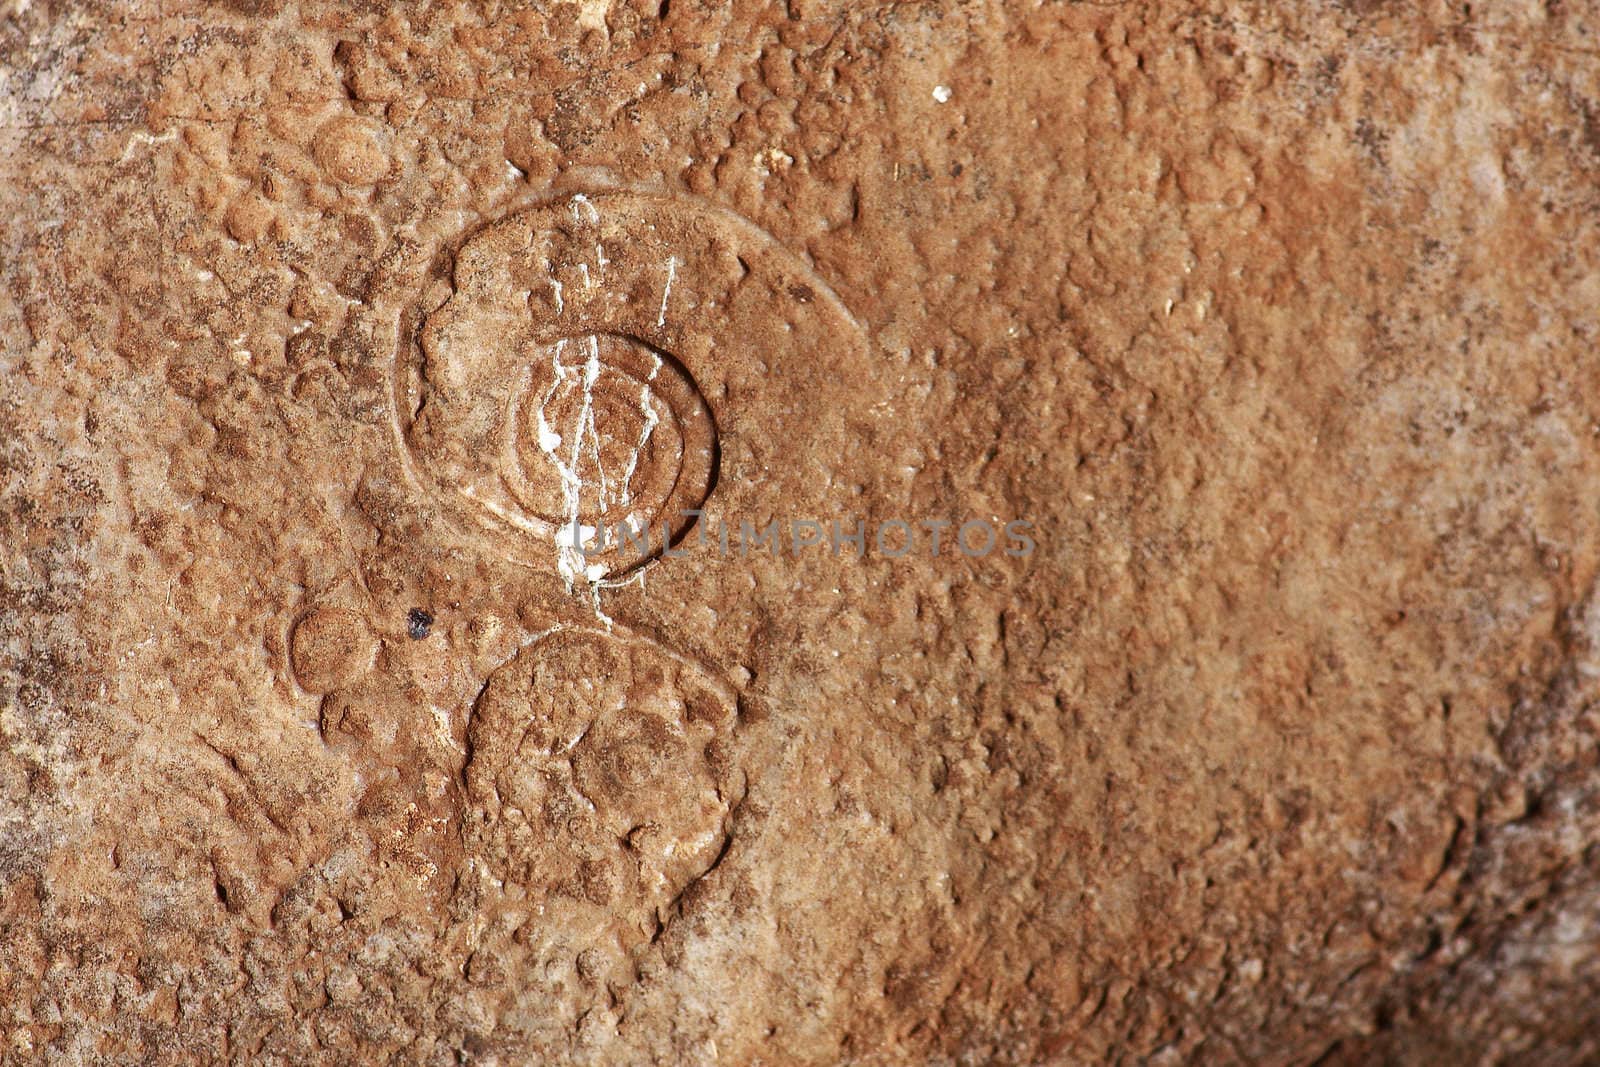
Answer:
[657,256,678,328]
[617,382,659,508]
[533,337,607,593]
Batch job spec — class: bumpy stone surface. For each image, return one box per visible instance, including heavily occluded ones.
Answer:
[2,2,1599,1064]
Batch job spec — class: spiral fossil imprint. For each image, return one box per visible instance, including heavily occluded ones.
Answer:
[501,333,715,579]
[388,188,872,582]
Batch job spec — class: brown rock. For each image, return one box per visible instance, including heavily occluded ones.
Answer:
[313,117,391,187]
[3,2,1600,1064]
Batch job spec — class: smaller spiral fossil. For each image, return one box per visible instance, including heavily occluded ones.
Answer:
[464,626,738,930]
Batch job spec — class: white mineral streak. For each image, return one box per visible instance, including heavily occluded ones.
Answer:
[521,195,666,622]
[657,255,677,328]
[618,390,659,510]
[530,339,590,588]
[579,337,611,514]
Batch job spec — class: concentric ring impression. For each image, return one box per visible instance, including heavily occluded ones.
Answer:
[383,186,875,583]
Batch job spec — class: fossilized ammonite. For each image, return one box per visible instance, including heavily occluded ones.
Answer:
[462,625,741,972]
[384,186,884,583]
[406,324,717,582]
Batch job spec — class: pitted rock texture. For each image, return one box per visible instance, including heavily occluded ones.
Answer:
[3,2,1600,1064]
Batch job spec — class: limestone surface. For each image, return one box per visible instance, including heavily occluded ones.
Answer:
[3,1,1600,1064]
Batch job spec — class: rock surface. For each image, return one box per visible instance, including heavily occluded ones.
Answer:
[3,1,1600,1063]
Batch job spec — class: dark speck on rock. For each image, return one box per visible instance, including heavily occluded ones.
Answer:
[407,608,433,640]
